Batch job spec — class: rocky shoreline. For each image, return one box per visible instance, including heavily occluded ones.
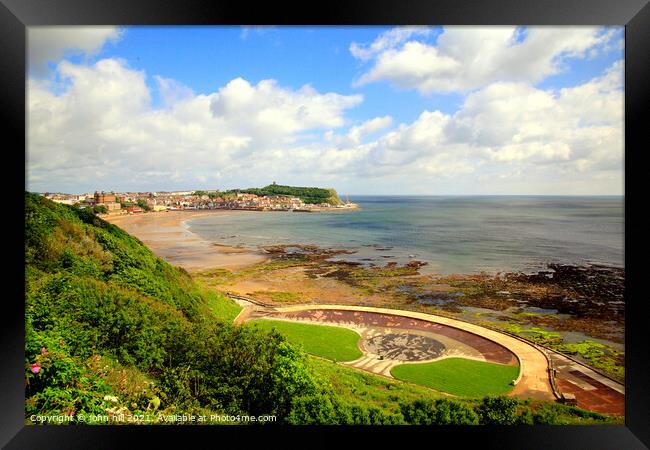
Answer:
[105,211,625,383]
[198,243,625,382]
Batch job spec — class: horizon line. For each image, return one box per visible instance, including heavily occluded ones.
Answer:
[29,189,624,197]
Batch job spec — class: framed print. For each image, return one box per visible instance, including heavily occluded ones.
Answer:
[2,0,649,448]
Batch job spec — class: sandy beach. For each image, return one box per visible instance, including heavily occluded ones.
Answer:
[104,211,267,271]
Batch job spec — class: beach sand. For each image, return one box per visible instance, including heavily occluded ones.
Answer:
[104,211,267,271]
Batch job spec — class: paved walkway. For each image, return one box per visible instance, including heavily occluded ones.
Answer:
[235,300,625,415]
[239,303,556,401]
[549,352,625,416]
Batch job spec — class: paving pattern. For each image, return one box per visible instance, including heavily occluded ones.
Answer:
[237,302,626,415]
[263,308,518,366]
[550,352,625,416]
[364,333,446,361]
[244,307,520,378]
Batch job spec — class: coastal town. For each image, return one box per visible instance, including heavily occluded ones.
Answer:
[39,186,358,215]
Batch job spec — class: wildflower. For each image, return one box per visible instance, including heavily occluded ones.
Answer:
[30,363,41,374]
[41,347,47,354]
[103,395,119,403]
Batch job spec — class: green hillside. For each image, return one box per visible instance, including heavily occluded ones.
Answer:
[23,192,621,425]
[24,192,323,423]
[232,184,341,205]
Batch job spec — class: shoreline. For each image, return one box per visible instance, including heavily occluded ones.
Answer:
[105,208,625,407]
[105,209,624,380]
[104,210,268,271]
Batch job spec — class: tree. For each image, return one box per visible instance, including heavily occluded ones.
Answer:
[136,199,151,211]
[476,396,520,425]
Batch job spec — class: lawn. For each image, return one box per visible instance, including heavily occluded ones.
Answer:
[306,357,619,425]
[205,291,242,321]
[391,358,520,397]
[247,319,363,362]
[306,356,446,411]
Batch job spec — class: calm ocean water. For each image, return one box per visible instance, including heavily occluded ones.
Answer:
[186,196,624,275]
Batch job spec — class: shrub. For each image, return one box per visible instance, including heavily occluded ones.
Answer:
[532,404,560,424]
[24,192,324,421]
[285,392,341,425]
[25,332,111,421]
[476,396,520,425]
[400,398,478,425]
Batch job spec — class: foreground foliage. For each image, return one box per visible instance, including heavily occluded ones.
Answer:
[24,192,622,425]
[25,192,318,423]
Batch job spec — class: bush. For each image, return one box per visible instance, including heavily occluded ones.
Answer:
[532,404,560,424]
[25,332,111,421]
[400,398,478,425]
[285,392,341,425]
[476,396,520,425]
[286,393,405,425]
[24,192,325,421]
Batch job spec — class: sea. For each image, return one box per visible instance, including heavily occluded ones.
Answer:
[185,196,624,275]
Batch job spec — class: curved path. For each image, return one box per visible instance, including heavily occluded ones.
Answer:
[237,303,555,401]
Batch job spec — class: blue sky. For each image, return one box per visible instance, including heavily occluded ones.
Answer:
[27,26,624,195]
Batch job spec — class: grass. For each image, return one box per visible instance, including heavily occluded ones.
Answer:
[556,340,624,381]
[306,356,447,412]
[391,358,520,398]
[306,357,620,424]
[250,291,303,303]
[246,319,363,362]
[204,291,241,321]
[499,323,624,382]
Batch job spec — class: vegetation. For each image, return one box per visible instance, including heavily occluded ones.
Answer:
[400,398,479,425]
[136,199,152,211]
[192,190,220,199]
[249,291,304,303]
[226,183,341,205]
[246,320,363,362]
[500,324,623,381]
[555,340,624,381]
[25,192,322,423]
[24,192,622,425]
[303,358,620,425]
[391,358,520,397]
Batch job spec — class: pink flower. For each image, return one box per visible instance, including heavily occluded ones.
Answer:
[41,347,47,354]
[30,363,41,374]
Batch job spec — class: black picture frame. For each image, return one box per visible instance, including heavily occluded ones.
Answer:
[2,0,648,448]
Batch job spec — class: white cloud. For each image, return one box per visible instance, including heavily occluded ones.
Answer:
[347,116,393,143]
[155,76,195,107]
[27,56,623,195]
[28,26,123,73]
[349,26,433,60]
[240,26,277,40]
[209,78,362,145]
[27,58,362,192]
[303,60,623,193]
[353,26,619,93]
[325,116,393,146]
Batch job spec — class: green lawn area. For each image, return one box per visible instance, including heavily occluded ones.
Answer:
[205,291,241,321]
[306,356,447,411]
[247,319,363,362]
[305,357,620,425]
[391,358,520,398]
